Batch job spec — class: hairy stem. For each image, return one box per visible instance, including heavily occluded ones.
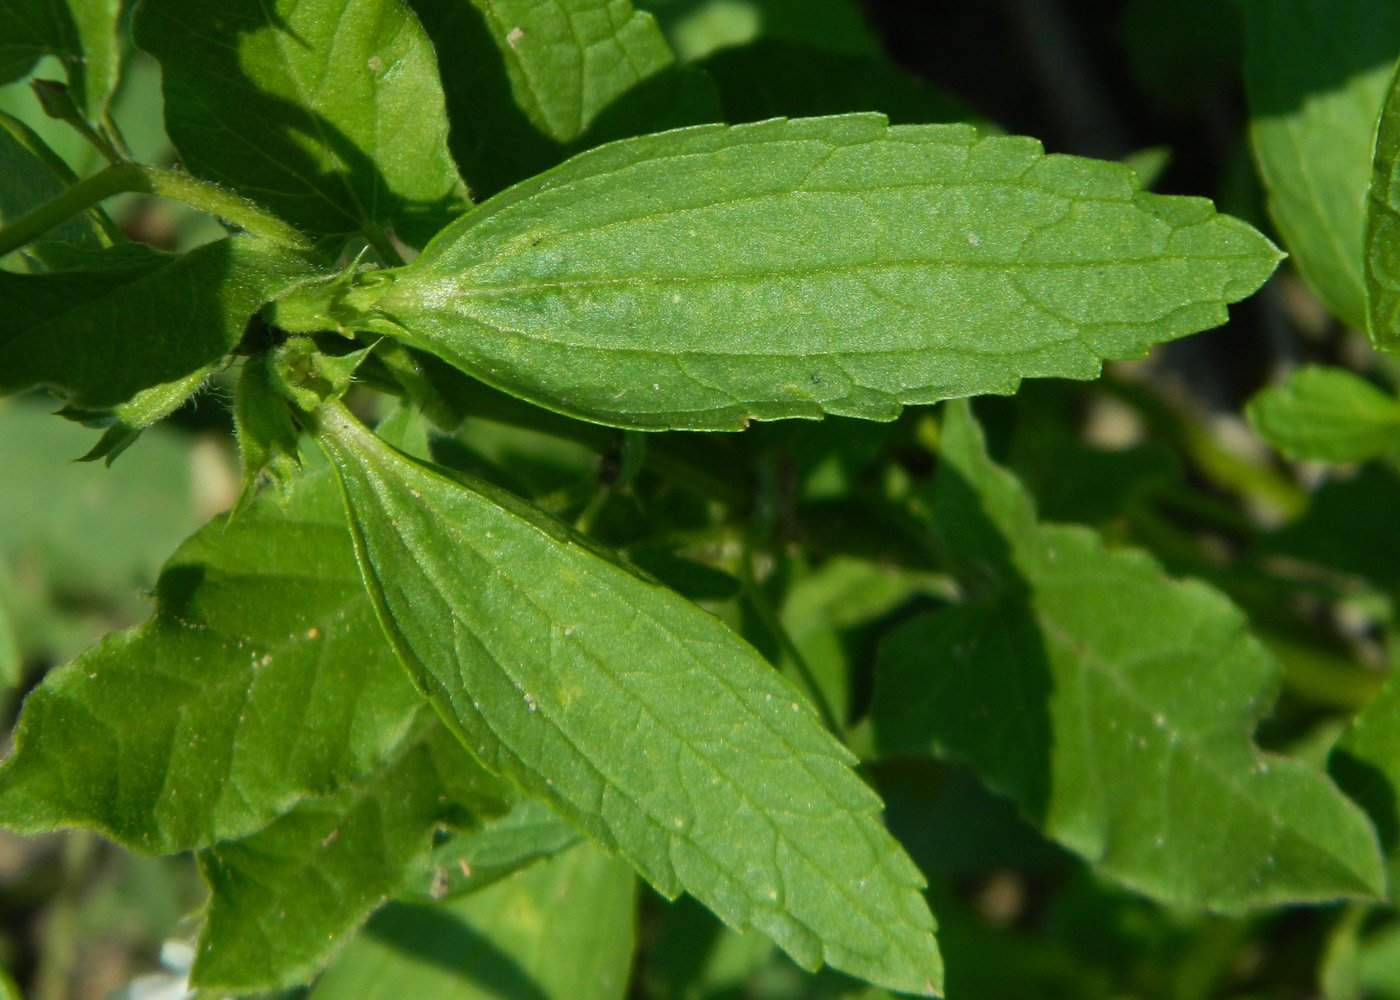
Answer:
[0,162,312,258]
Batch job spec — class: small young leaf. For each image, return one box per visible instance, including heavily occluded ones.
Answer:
[408,798,583,901]
[0,462,429,853]
[232,353,303,513]
[1247,365,1400,462]
[134,0,469,250]
[191,731,463,992]
[314,403,943,996]
[1244,0,1400,329]
[872,402,1386,913]
[291,115,1279,430]
[0,237,323,408]
[311,842,637,1000]
[69,365,214,465]
[409,0,719,198]
[1366,59,1400,348]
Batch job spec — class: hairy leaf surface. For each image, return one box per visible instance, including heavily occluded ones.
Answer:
[872,402,1386,912]
[1247,365,1400,462]
[1244,0,1400,329]
[0,238,322,408]
[0,463,429,853]
[309,115,1278,430]
[134,0,468,249]
[314,402,943,996]
[311,842,636,1000]
[1367,60,1400,347]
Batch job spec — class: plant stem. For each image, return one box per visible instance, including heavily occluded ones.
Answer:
[0,162,313,258]
[739,544,842,737]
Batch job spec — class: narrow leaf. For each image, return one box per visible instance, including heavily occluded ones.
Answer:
[0,237,323,408]
[298,115,1278,430]
[311,842,637,1000]
[409,0,719,199]
[0,462,431,853]
[314,403,943,996]
[408,798,583,901]
[70,365,214,465]
[871,401,1386,912]
[1244,0,1400,329]
[1247,365,1400,462]
[133,0,469,249]
[1367,59,1400,347]
[191,730,456,992]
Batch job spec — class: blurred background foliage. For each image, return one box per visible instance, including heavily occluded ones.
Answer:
[4,0,1400,998]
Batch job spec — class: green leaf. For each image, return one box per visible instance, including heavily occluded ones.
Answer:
[133,0,469,250]
[190,729,458,992]
[1367,60,1400,347]
[313,402,943,996]
[0,0,120,116]
[232,353,304,513]
[1247,365,1400,462]
[0,460,431,854]
[1332,670,1400,855]
[291,115,1279,430]
[408,0,719,199]
[0,111,103,269]
[310,841,637,1000]
[1267,465,1400,592]
[0,237,323,408]
[408,798,583,901]
[1243,0,1400,330]
[871,401,1386,912]
[68,365,215,465]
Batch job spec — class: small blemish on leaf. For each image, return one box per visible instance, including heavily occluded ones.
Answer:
[506,26,524,47]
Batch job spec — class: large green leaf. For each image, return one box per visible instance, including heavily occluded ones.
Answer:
[1244,0,1400,329]
[1367,60,1400,347]
[0,237,322,408]
[281,115,1279,431]
[1247,365,1400,462]
[311,842,637,1000]
[871,402,1385,912]
[0,461,432,854]
[0,0,121,116]
[133,0,468,250]
[313,402,943,996]
[408,0,718,199]
[190,725,479,992]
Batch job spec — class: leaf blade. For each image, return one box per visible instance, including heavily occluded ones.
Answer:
[1247,365,1400,462]
[314,402,943,996]
[872,402,1386,913]
[1367,59,1400,347]
[323,115,1278,430]
[133,0,469,249]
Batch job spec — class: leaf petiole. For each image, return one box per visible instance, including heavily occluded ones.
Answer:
[0,162,313,258]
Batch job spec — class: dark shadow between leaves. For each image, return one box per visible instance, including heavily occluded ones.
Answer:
[135,0,465,251]
[871,460,1053,824]
[1330,749,1399,855]
[407,0,721,201]
[363,900,552,1000]
[1243,0,1400,118]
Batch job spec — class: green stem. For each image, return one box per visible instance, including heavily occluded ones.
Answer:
[0,162,313,258]
[739,544,842,737]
